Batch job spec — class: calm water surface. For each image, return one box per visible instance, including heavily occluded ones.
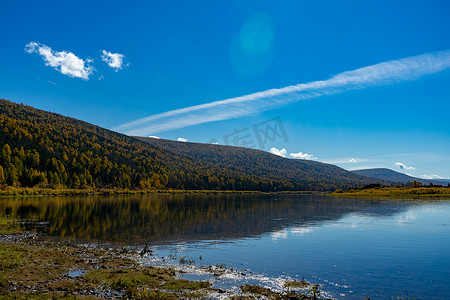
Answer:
[1,194,449,299]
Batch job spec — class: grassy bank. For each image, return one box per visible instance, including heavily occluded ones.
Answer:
[329,187,450,198]
[0,241,211,299]
[0,186,322,197]
[0,216,23,235]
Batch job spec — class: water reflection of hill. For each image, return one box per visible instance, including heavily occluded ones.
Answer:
[0,194,413,245]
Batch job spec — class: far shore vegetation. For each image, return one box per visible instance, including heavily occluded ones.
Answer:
[330,182,450,198]
[0,186,322,197]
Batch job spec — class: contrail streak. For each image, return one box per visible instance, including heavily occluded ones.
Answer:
[114,50,450,136]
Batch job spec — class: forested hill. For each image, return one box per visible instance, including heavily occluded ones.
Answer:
[0,98,292,191]
[136,137,387,190]
[0,98,383,191]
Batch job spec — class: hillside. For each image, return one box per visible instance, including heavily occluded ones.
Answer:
[351,168,450,186]
[0,99,296,191]
[1,98,387,192]
[136,137,387,190]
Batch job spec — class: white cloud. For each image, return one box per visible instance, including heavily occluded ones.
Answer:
[25,42,94,79]
[420,174,444,179]
[290,152,316,160]
[149,136,160,139]
[114,50,450,135]
[395,162,415,170]
[398,211,417,225]
[101,50,125,71]
[270,147,287,157]
[324,157,373,164]
[271,229,288,240]
[290,226,314,236]
[177,137,188,142]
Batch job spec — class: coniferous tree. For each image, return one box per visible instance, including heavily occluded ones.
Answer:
[0,165,5,184]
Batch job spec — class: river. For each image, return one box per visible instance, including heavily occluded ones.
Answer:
[1,194,449,299]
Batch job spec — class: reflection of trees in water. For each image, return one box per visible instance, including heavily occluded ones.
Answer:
[0,195,412,245]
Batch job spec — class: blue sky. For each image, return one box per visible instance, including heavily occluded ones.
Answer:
[1,0,450,179]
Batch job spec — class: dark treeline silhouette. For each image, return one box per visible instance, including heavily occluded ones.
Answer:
[352,168,450,186]
[1,99,382,191]
[409,180,449,188]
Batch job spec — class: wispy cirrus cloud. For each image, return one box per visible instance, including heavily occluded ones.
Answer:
[115,50,450,136]
[25,42,94,79]
[420,174,444,179]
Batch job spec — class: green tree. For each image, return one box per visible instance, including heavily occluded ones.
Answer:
[72,174,81,189]
[1,144,11,164]
[0,165,5,184]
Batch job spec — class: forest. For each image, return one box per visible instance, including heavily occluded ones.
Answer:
[0,99,380,192]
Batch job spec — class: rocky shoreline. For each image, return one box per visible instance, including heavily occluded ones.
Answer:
[0,227,332,300]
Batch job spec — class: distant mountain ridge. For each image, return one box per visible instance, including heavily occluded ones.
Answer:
[351,168,450,186]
